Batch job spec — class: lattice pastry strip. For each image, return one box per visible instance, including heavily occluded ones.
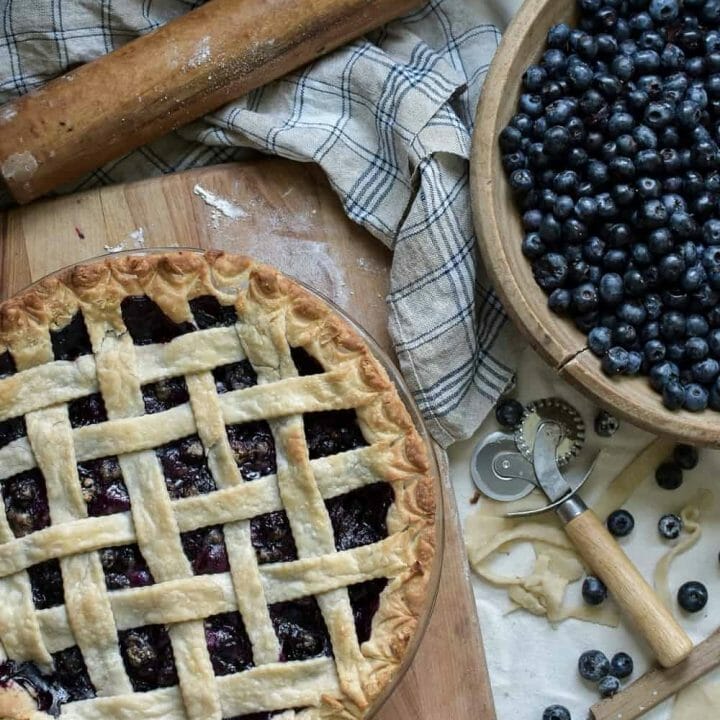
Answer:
[184,367,280,664]
[237,304,369,707]
[25,405,132,696]
[83,313,222,720]
[0,443,406,580]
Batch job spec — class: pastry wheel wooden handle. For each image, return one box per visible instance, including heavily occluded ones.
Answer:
[559,499,693,668]
[0,0,421,204]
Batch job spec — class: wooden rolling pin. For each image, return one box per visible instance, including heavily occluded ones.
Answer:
[0,0,421,204]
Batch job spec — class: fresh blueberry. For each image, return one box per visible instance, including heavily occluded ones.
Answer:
[602,346,630,375]
[660,311,686,341]
[692,358,720,384]
[533,254,568,291]
[649,360,680,391]
[548,288,572,314]
[522,233,546,259]
[658,513,683,539]
[703,219,720,245]
[495,398,525,429]
[684,382,709,411]
[548,22,571,48]
[582,576,608,605]
[656,461,684,489]
[644,101,674,128]
[519,93,544,117]
[542,706,571,720]
[607,509,635,537]
[687,314,710,337]
[644,339,667,366]
[674,443,700,469]
[509,169,535,195]
[609,653,633,681]
[599,675,621,698]
[599,273,624,305]
[663,378,686,410]
[573,283,600,314]
[677,581,708,613]
[595,409,620,437]
[578,650,611,682]
[588,327,612,356]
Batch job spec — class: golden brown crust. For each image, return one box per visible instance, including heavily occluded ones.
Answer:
[0,250,437,720]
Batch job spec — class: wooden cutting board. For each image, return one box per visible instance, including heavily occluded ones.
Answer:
[0,159,496,720]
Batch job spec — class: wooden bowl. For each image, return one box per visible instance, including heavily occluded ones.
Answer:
[470,0,720,447]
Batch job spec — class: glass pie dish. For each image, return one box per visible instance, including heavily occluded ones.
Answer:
[0,247,444,720]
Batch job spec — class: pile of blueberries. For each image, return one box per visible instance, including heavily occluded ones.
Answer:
[500,0,720,411]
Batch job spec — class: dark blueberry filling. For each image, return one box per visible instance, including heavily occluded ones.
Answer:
[304,410,367,459]
[118,625,178,692]
[291,347,324,376]
[325,483,394,552]
[142,377,189,414]
[213,361,257,393]
[181,526,230,575]
[250,511,298,564]
[68,393,108,428]
[204,612,254,676]
[51,647,95,703]
[225,422,276,480]
[189,295,237,329]
[100,545,154,591]
[0,646,95,716]
[348,578,388,644]
[0,350,16,378]
[3,469,50,537]
[76,457,131,517]
[27,560,64,609]
[0,416,25,449]
[121,296,194,346]
[51,313,92,361]
[269,597,333,663]
[156,435,215,499]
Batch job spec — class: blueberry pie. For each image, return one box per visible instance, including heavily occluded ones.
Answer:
[0,251,436,719]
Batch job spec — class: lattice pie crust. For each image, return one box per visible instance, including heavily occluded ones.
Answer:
[0,251,436,720]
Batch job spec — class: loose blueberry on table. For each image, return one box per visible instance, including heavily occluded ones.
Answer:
[543,705,572,720]
[658,512,684,538]
[610,651,634,680]
[598,674,621,698]
[582,575,608,605]
[578,649,611,682]
[677,579,709,612]
[606,508,635,537]
[594,409,620,437]
[495,397,525,428]
[502,0,720,412]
